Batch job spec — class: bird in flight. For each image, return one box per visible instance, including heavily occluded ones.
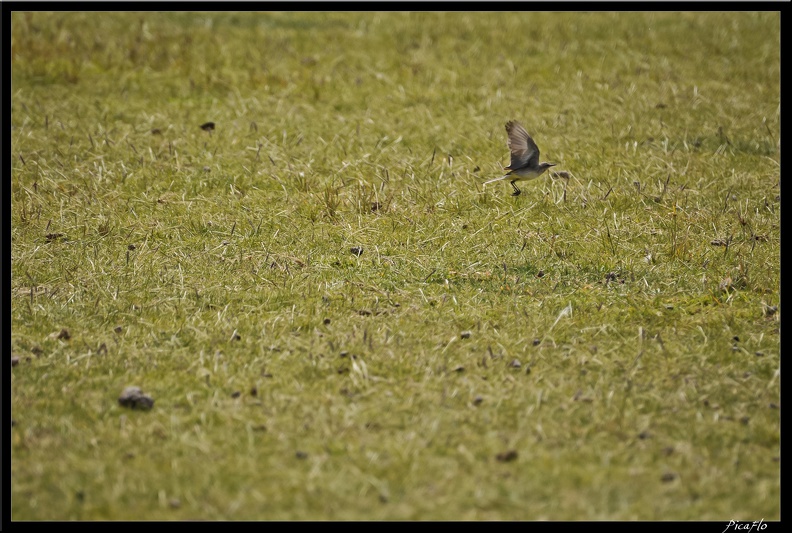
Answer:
[484,121,556,196]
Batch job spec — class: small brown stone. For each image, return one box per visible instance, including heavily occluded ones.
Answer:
[496,450,518,462]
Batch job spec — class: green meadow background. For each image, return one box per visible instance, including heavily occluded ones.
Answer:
[10,12,779,520]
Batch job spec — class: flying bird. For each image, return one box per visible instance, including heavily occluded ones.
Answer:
[484,120,556,196]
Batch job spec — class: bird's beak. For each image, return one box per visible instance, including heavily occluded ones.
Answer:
[549,163,557,167]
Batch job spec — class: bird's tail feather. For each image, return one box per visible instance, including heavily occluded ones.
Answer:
[483,175,509,186]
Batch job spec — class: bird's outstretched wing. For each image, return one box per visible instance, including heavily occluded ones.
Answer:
[506,121,540,171]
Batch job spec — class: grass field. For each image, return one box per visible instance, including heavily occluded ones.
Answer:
[9,11,780,520]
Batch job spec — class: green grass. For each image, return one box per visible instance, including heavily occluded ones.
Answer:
[10,11,780,520]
